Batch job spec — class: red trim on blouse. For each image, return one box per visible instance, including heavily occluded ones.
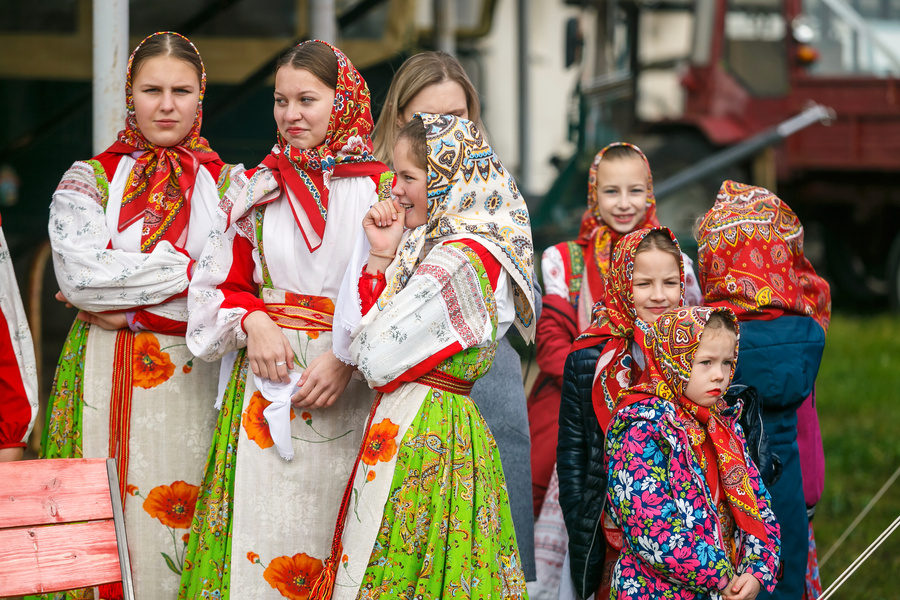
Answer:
[0,308,30,449]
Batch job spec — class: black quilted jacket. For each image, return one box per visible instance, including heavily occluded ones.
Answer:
[557,344,607,599]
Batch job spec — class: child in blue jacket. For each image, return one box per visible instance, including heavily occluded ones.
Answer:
[696,181,830,600]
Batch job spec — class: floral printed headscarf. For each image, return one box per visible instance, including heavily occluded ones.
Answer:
[622,306,769,542]
[107,31,219,252]
[697,180,831,331]
[571,227,685,431]
[577,142,660,303]
[260,40,388,252]
[379,113,536,341]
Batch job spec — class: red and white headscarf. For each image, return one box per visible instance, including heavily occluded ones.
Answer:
[697,180,831,331]
[571,227,684,431]
[100,31,219,252]
[576,142,660,305]
[259,40,389,252]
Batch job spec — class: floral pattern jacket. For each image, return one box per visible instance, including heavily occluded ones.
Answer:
[606,395,781,599]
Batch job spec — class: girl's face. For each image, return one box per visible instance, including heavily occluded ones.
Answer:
[132,56,201,147]
[595,156,650,234]
[274,66,335,149]
[632,248,681,322]
[684,328,737,407]
[399,80,469,124]
[391,138,428,228]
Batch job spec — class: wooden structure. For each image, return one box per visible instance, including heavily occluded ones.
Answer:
[0,458,134,599]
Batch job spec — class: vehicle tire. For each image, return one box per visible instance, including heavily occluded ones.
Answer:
[887,228,900,312]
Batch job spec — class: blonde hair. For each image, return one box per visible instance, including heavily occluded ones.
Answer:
[373,51,483,164]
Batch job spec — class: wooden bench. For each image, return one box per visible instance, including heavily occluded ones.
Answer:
[0,458,135,598]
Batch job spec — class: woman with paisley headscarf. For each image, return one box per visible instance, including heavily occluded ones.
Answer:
[44,32,240,598]
[606,306,781,600]
[313,113,535,598]
[527,142,702,514]
[182,41,391,599]
[696,181,831,600]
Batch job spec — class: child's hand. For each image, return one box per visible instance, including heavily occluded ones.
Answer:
[722,573,761,600]
[362,198,405,258]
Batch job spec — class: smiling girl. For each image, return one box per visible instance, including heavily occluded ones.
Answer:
[528,143,702,516]
[44,32,240,598]
[321,113,535,598]
[182,40,391,598]
[556,227,685,598]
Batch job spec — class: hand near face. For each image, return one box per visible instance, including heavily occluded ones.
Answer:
[362,198,406,258]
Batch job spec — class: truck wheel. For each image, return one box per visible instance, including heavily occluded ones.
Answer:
[823,224,887,306]
[888,229,900,312]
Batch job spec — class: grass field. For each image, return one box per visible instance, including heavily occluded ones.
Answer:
[812,314,900,599]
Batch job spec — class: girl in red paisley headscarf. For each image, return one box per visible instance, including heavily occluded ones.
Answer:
[44,32,241,598]
[527,143,702,515]
[697,180,830,600]
[182,40,391,599]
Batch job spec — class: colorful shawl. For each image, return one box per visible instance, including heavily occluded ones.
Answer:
[576,142,660,304]
[260,40,386,252]
[105,31,220,252]
[379,113,536,341]
[622,306,769,542]
[697,180,831,331]
[571,227,685,431]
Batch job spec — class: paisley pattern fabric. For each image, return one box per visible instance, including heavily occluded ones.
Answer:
[577,143,660,306]
[619,308,772,561]
[330,242,526,599]
[697,180,831,331]
[571,227,684,430]
[379,114,536,341]
[260,40,386,252]
[111,32,220,252]
[606,392,780,600]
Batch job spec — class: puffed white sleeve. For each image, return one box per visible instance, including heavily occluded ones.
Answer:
[49,161,192,312]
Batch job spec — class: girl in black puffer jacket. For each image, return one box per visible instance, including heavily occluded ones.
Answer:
[558,227,687,598]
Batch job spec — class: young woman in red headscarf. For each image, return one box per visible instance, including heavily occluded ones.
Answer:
[181,41,392,599]
[44,32,240,598]
[696,181,831,600]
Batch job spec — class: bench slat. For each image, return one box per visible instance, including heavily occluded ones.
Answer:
[0,520,121,595]
[0,459,113,528]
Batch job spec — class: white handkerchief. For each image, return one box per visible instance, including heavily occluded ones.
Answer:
[253,372,302,461]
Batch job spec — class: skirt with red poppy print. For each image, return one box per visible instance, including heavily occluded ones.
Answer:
[330,344,529,599]
[179,327,375,600]
[36,325,219,600]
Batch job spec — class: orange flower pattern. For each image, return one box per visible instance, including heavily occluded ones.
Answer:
[126,484,139,496]
[132,332,175,389]
[263,552,325,600]
[361,418,399,466]
[242,391,296,449]
[248,551,260,564]
[142,480,200,529]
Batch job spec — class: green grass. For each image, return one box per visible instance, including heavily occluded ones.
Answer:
[813,314,900,599]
